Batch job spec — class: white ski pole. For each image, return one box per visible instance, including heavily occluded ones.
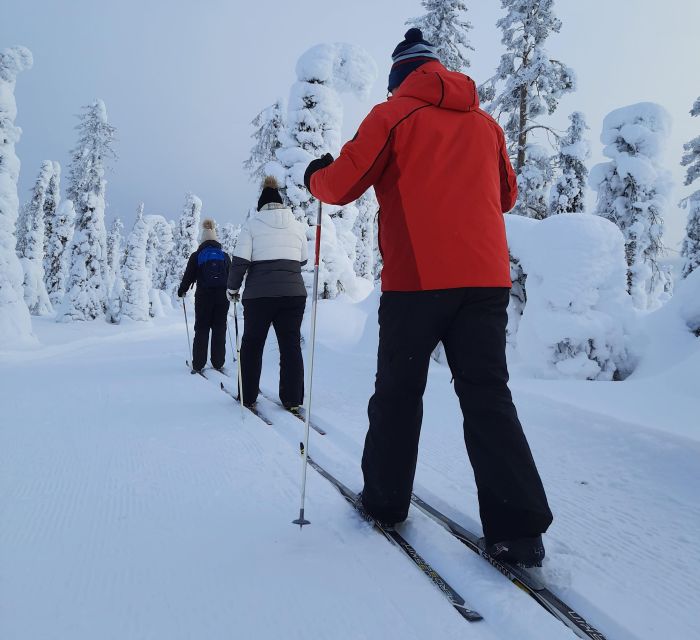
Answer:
[182,298,193,368]
[233,299,245,421]
[294,199,322,528]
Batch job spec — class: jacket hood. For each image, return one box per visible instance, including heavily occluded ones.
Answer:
[393,61,478,112]
[255,205,296,229]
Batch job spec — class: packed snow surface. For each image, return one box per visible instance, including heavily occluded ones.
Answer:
[1,293,699,639]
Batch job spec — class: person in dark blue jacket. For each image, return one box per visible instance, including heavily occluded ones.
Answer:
[178,218,231,373]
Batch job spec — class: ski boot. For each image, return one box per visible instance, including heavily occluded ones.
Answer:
[479,535,545,568]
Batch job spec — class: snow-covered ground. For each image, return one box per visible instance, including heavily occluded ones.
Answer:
[2,296,699,640]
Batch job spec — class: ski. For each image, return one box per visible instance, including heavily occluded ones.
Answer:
[410,493,608,640]
[305,455,483,623]
[261,393,327,435]
[217,380,273,426]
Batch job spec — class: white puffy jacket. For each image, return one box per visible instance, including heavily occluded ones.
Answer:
[227,203,309,299]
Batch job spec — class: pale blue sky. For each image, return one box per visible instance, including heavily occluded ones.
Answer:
[3,0,699,248]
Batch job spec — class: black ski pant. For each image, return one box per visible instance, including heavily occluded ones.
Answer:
[240,296,306,407]
[193,290,230,371]
[361,288,553,542]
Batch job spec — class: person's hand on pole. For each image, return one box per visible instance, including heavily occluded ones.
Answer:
[226,289,240,303]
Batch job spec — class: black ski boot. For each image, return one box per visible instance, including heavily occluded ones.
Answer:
[480,535,545,568]
[355,492,396,530]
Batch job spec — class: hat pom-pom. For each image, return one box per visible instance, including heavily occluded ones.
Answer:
[404,28,423,42]
[262,175,279,190]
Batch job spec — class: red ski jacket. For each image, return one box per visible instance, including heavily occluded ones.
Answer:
[310,61,517,291]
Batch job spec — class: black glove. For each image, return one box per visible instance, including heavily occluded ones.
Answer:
[304,153,334,190]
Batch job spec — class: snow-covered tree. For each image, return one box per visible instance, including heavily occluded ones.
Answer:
[144,214,174,317]
[220,222,241,256]
[680,96,700,279]
[105,217,124,323]
[145,214,174,292]
[590,102,673,310]
[42,160,61,281]
[17,161,53,315]
[514,144,554,219]
[549,111,590,215]
[0,46,34,346]
[44,199,75,308]
[166,192,201,297]
[353,189,377,280]
[406,0,474,72]
[58,99,116,321]
[513,213,634,380]
[243,99,286,184]
[121,204,150,321]
[270,43,377,299]
[481,0,576,168]
[480,0,575,214]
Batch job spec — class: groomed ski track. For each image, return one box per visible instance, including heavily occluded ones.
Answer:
[1,313,699,639]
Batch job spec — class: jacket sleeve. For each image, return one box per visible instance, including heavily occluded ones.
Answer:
[177,252,198,296]
[310,104,394,206]
[499,135,518,213]
[227,225,252,291]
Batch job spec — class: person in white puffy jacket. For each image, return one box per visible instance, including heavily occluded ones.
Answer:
[227,177,308,410]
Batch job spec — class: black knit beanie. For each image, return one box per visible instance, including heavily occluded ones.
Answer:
[257,176,284,211]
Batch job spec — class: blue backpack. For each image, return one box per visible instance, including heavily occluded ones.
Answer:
[197,246,227,288]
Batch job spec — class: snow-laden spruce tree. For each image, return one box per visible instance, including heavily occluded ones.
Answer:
[58,99,116,321]
[166,192,201,297]
[480,0,575,217]
[44,199,75,308]
[220,222,241,256]
[353,188,377,281]
[406,0,474,72]
[680,96,700,279]
[513,213,634,380]
[121,204,150,321]
[270,43,377,299]
[144,214,174,316]
[17,161,54,315]
[515,144,554,219]
[0,46,34,346]
[42,161,61,283]
[105,217,124,323]
[589,102,673,310]
[243,99,286,184]
[549,111,590,215]
[145,214,174,291]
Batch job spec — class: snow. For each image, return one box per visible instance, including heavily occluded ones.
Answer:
[2,289,699,639]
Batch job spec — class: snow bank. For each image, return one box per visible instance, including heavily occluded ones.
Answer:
[508,213,634,380]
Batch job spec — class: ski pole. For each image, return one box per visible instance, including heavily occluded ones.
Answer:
[226,317,235,365]
[293,199,322,528]
[233,299,245,421]
[182,298,193,367]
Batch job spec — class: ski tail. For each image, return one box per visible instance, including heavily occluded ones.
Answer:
[410,493,608,640]
[306,455,482,623]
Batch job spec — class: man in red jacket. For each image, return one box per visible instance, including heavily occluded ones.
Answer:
[305,29,553,567]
